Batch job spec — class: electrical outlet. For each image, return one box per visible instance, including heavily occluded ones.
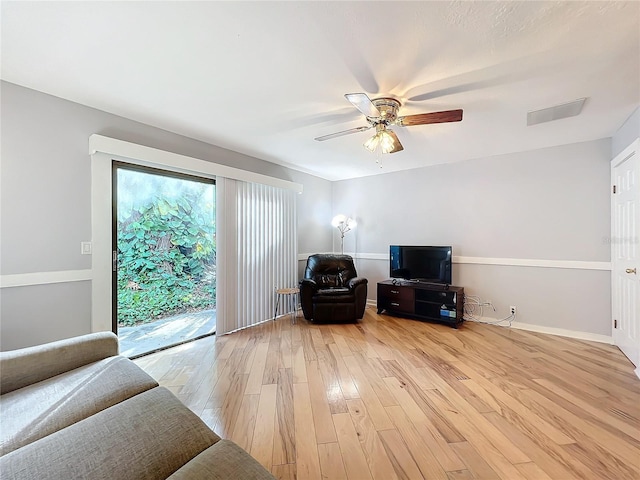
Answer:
[510,306,517,315]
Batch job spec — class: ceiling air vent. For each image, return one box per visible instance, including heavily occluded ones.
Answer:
[527,98,587,126]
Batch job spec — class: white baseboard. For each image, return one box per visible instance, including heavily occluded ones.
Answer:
[509,321,613,344]
[370,302,613,345]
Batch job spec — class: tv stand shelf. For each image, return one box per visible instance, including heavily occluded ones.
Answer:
[377,280,464,328]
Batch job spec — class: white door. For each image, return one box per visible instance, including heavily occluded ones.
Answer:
[611,138,640,371]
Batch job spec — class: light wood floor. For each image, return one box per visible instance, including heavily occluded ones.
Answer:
[134,307,640,480]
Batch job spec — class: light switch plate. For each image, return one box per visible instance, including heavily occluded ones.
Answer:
[81,242,92,255]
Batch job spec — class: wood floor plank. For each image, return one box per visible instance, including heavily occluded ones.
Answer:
[447,470,475,480]
[423,389,527,480]
[316,343,349,414]
[273,368,296,465]
[271,463,296,480]
[346,399,399,480]
[293,382,322,480]
[342,357,393,430]
[280,328,293,370]
[561,441,640,480]
[245,341,270,394]
[418,370,532,465]
[332,412,374,480]
[448,441,500,480]
[482,411,588,480]
[306,360,338,444]
[521,386,640,471]
[327,343,360,399]
[351,353,398,406]
[331,329,355,358]
[317,442,348,480]
[293,344,307,383]
[378,428,425,480]
[263,334,283,385]
[533,377,640,442]
[138,309,640,480]
[230,393,260,451]
[385,405,449,480]
[454,365,575,446]
[215,373,249,437]
[514,462,554,480]
[250,383,278,471]
[383,375,465,444]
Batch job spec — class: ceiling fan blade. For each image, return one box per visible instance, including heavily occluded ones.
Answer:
[386,130,404,154]
[397,109,463,127]
[345,93,381,118]
[314,125,372,142]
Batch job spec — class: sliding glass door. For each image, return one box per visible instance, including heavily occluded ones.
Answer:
[113,163,216,357]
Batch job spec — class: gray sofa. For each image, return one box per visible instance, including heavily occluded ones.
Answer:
[0,332,275,479]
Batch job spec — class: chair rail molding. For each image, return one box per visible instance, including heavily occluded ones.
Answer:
[298,253,610,271]
[0,270,92,288]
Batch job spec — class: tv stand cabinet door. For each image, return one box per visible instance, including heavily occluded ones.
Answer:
[378,283,414,314]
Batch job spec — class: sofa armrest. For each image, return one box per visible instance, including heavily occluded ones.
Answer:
[0,332,119,394]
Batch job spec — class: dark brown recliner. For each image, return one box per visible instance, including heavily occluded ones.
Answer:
[299,254,368,322]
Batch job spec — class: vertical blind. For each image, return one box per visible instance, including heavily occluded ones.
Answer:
[216,177,297,335]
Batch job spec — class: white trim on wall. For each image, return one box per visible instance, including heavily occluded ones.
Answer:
[0,270,92,288]
[1,253,609,289]
[509,320,613,344]
[89,135,303,193]
[298,252,611,271]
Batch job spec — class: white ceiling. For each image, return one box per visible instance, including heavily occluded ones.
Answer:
[2,1,638,181]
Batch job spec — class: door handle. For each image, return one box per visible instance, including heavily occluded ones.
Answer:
[626,268,637,274]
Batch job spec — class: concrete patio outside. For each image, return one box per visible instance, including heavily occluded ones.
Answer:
[118,308,216,358]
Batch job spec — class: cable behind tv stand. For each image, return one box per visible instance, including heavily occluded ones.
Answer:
[377,279,464,328]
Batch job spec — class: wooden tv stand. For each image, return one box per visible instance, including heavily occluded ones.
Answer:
[377,280,464,328]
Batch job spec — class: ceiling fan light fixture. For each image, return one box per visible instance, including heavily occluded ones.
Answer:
[380,130,396,154]
[363,132,381,152]
[321,92,459,159]
[364,128,397,155]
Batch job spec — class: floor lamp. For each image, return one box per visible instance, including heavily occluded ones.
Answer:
[332,214,356,254]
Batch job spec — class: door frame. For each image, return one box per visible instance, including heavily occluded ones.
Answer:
[90,135,302,334]
[610,138,640,375]
[111,161,215,334]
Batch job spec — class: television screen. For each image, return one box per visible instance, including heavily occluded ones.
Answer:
[390,245,452,284]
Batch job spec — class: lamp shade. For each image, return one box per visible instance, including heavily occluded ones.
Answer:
[332,215,356,230]
[331,214,347,228]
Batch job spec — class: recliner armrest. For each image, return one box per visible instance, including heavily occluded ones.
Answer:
[0,332,119,395]
[299,278,318,290]
[347,277,368,289]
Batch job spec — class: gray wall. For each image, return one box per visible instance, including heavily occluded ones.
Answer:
[612,107,639,158]
[1,79,630,348]
[333,139,612,336]
[0,81,332,350]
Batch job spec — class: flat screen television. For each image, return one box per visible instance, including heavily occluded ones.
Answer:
[390,245,452,284]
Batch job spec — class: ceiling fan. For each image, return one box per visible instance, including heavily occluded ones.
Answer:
[314,93,463,155]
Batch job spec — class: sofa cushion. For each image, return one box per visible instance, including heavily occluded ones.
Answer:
[0,331,119,395]
[0,355,158,456]
[0,387,221,480]
[168,439,276,480]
